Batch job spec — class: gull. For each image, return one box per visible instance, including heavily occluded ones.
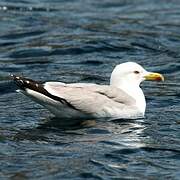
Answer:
[11,62,164,120]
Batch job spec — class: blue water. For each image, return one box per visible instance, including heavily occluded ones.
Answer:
[0,0,180,179]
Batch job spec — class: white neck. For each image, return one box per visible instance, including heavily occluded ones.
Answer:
[110,78,146,115]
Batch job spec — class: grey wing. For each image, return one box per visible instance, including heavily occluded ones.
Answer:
[66,82,136,105]
[44,82,135,104]
[44,82,136,116]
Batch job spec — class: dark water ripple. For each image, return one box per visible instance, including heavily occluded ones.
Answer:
[0,0,180,179]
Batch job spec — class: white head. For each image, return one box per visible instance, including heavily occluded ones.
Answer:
[110,62,164,115]
[110,62,164,89]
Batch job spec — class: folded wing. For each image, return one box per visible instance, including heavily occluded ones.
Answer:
[44,82,136,116]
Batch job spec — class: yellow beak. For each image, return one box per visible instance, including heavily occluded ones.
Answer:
[144,72,164,81]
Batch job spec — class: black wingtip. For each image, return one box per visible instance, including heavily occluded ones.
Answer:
[11,75,48,94]
[9,74,15,80]
[11,74,78,110]
[10,74,19,80]
[11,74,26,90]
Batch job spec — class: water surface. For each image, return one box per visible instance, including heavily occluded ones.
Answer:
[0,0,180,179]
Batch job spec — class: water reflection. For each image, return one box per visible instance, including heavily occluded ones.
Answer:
[13,117,146,149]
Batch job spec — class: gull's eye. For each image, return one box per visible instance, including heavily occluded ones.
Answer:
[134,71,140,74]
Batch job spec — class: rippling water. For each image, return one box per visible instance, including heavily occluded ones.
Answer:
[0,0,180,179]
